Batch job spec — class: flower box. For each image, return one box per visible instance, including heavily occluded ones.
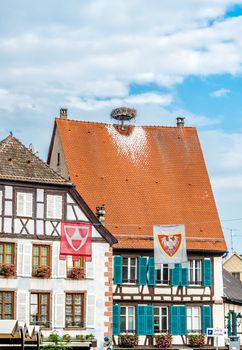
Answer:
[33,265,51,278]
[155,333,172,348]
[119,334,138,348]
[68,267,85,280]
[187,334,205,347]
[0,264,16,277]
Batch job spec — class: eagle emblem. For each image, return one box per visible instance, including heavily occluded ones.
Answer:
[157,233,182,257]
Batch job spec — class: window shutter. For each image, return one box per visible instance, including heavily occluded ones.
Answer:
[203,258,212,287]
[17,242,23,276]
[54,292,65,328]
[113,304,120,335]
[22,242,32,276]
[202,305,212,334]
[114,256,122,285]
[138,257,147,285]
[181,268,188,286]
[58,255,66,278]
[233,312,237,336]
[85,260,94,279]
[180,306,187,335]
[146,305,154,335]
[17,290,29,323]
[172,264,181,286]
[52,242,59,277]
[228,312,231,337]
[47,195,54,218]
[17,193,25,216]
[170,305,179,335]
[25,193,33,217]
[137,305,146,335]
[86,294,96,328]
[55,196,63,219]
[148,257,155,286]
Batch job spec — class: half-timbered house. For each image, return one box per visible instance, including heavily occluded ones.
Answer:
[0,134,117,349]
[47,108,227,346]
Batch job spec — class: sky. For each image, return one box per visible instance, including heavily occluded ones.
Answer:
[0,0,242,254]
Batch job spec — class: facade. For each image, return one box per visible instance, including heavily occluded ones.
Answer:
[223,269,242,338]
[47,109,227,346]
[223,252,242,281]
[0,135,117,349]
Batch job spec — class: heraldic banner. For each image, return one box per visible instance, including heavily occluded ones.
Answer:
[153,224,187,268]
[60,221,92,260]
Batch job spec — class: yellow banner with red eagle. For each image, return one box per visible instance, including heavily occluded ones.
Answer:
[153,224,187,268]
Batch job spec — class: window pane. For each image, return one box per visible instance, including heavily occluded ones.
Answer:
[66,294,72,304]
[41,294,48,304]
[31,294,38,304]
[128,316,134,331]
[120,316,126,332]
[31,305,38,315]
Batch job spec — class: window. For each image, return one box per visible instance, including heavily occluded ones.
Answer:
[66,256,85,279]
[122,257,137,283]
[189,260,202,285]
[120,306,135,333]
[32,245,50,276]
[0,243,14,265]
[46,194,62,219]
[154,306,168,333]
[30,293,50,327]
[65,293,84,327]
[187,307,201,332]
[0,291,14,319]
[0,191,2,215]
[232,272,240,280]
[156,264,169,284]
[17,192,33,217]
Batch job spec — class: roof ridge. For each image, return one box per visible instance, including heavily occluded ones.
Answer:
[56,117,195,129]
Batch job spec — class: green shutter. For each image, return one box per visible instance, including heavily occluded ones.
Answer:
[233,312,237,336]
[202,305,212,334]
[170,306,179,335]
[148,257,155,286]
[114,256,122,285]
[181,268,188,286]
[228,312,231,337]
[137,305,146,335]
[113,304,120,335]
[172,264,182,286]
[138,257,147,285]
[146,305,154,335]
[203,259,212,287]
[180,306,187,335]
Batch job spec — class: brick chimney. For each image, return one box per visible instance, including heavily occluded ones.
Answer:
[96,204,106,226]
[176,117,185,127]
[60,108,68,119]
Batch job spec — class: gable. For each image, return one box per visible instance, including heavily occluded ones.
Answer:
[48,118,226,252]
[223,253,242,273]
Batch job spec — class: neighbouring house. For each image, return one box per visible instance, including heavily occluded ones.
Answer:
[223,252,242,281]
[223,269,242,337]
[47,108,227,347]
[0,134,117,349]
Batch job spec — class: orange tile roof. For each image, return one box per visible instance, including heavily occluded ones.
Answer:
[53,118,227,253]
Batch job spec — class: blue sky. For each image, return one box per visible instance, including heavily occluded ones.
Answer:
[0,1,242,253]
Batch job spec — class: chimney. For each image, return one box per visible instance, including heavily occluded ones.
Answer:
[96,204,106,226]
[176,117,185,127]
[60,108,68,119]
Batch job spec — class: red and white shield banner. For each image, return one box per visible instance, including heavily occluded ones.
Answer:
[60,221,92,259]
[157,233,182,257]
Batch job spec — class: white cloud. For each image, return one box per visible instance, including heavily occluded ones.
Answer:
[210,88,231,97]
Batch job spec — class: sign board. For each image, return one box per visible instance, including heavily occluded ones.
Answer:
[207,328,225,337]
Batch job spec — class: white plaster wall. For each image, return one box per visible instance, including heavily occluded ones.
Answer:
[1,239,110,350]
[48,129,69,179]
[214,257,224,302]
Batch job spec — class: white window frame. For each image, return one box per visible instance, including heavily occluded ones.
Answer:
[156,264,170,285]
[46,194,63,219]
[122,257,137,284]
[17,192,33,217]
[154,306,168,333]
[120,306,135,333]
[189,259,202,285]
[187,307,201,333]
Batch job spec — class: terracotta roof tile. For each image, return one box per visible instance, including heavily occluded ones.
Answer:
[0,135,71,185]
[54,118,227,252]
